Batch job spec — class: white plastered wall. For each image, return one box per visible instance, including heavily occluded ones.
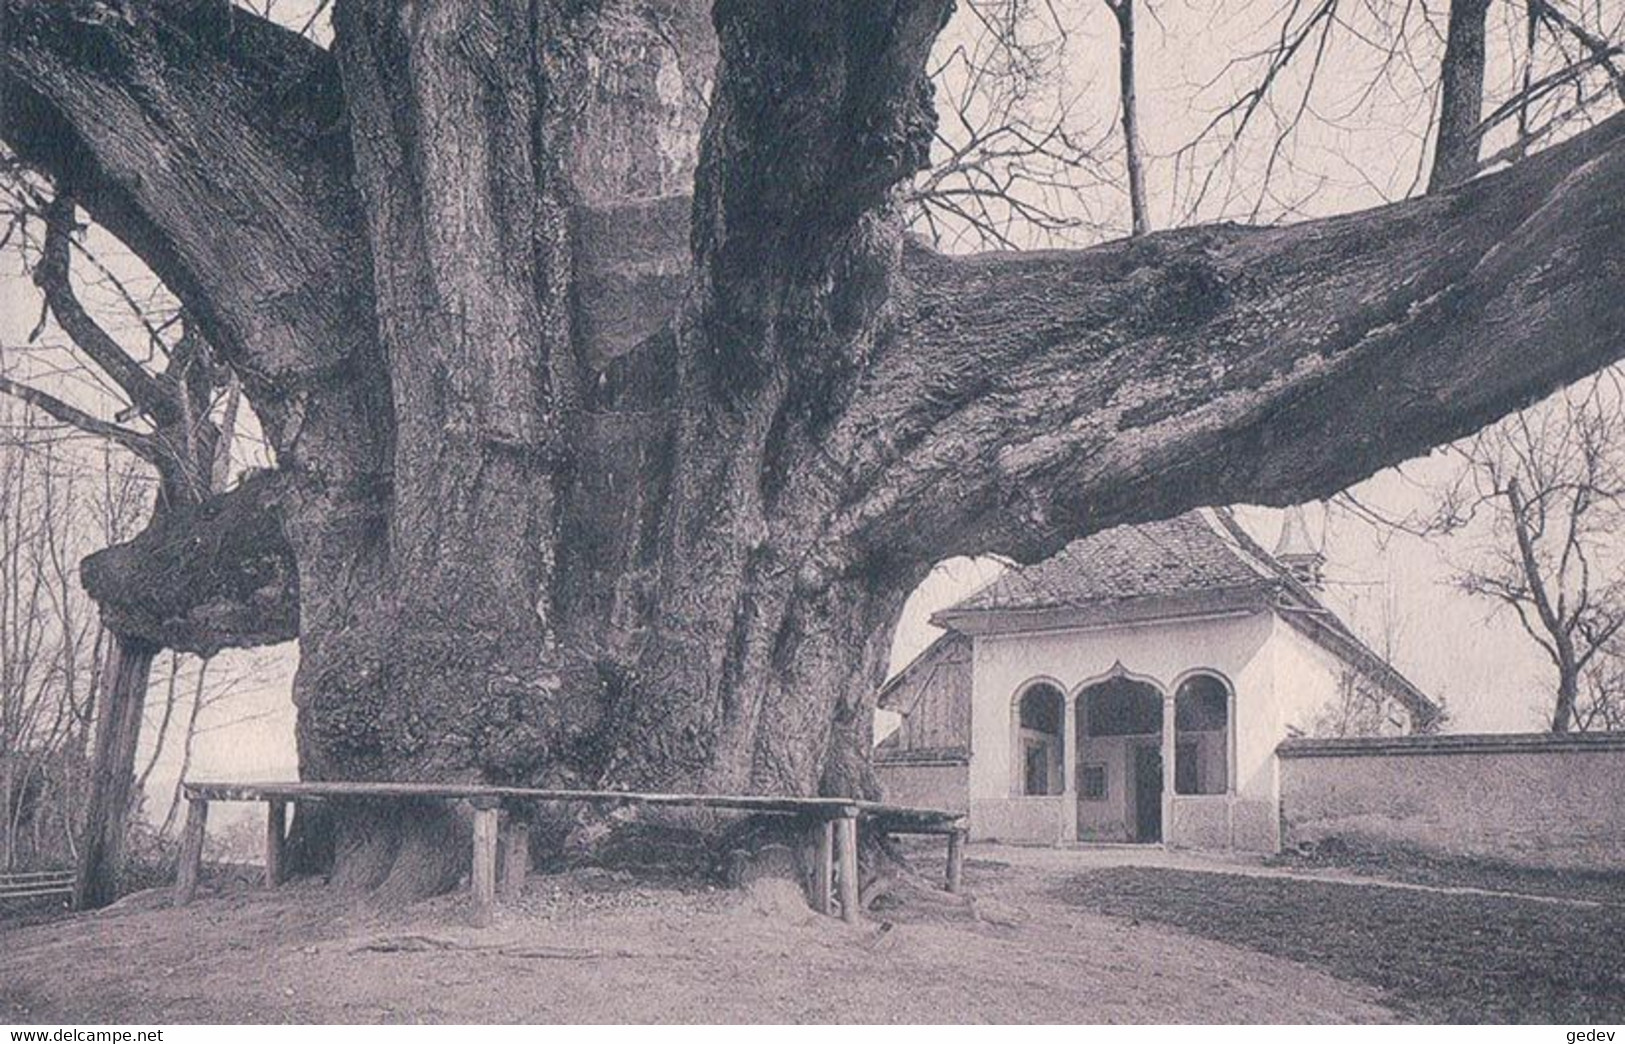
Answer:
[965,610,1281,842]
[1259,616,1360,748]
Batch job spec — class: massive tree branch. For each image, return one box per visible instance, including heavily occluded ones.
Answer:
[829,109,1625,570]
[1,0,374,436]
[690,0,952,397]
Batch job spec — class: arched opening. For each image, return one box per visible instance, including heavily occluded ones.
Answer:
[1076,674,1165,843]
[1174,673,1231,796]
[1014,682,1066,796]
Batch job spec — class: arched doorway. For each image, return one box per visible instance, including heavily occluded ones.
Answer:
[1075,673,1165,843]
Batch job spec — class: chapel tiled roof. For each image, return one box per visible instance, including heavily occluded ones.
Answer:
[932,508,1440,724]
[948,511,1268,613]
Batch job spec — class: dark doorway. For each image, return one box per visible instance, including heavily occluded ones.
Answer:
[1133,745,1163,842]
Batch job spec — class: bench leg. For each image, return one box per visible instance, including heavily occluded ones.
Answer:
[499,816,530,901]
[946,828,966,894]
[174,797,209,905]
[265,799,287,888]
[834,815,860,924]
[811,819,834,915]
[471,804,499,928]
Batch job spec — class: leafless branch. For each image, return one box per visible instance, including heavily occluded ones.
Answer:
[0,375,158,464]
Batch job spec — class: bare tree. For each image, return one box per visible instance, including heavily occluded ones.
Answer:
[1106,0,1151,235]
[907,0,1120,249]
[127,648,272,841]
[1413,371,1625,732]
[0,176,255,903]
[1310,573,1446,736]
[133,650,184,799]
[1313,673,1423,736]
[1430,0,1493,189]
[1574,638,1625,730]
[1172,0,1624,219]
[0,403,145,870]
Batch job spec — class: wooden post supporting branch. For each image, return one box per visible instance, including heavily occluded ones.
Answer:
[812,818,834,915]
[834,812,860,924]
[471,801,499,928]
[499,816,530,900]
[174,797,208,906]
[74,635,158,910]
[946,827,966,894]
[264,799,288,888]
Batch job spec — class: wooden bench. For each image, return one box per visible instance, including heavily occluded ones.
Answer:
[178,780,968,926]
[0,869,75,903]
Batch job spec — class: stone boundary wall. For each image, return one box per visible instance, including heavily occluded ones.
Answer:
[1278,732,1625,871]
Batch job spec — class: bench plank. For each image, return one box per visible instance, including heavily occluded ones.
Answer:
[0,872,76,902]
[183,780,963,827]
[0,885,75,900]
[178,779,966,926]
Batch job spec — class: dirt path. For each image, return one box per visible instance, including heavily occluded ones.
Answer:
[1,855,1396,1023]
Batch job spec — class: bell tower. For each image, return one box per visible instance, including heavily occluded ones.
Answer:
[1274,504,1326,589]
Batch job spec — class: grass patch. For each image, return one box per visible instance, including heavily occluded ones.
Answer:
[1055,867,1625,1023]
[1268,843,1625,906]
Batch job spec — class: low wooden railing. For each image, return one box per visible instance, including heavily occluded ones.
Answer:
[0,868,75,902]
[177,780,968,927]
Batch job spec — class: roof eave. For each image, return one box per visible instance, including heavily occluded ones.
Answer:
[1274,605,1440,721]
[931,586,1272,636]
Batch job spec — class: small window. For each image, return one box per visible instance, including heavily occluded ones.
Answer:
[1081,763,1107,801]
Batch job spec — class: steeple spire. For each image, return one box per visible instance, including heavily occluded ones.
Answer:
[1274,504,1326,588]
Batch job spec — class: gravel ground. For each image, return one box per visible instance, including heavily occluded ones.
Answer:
[0,854,1393,1024]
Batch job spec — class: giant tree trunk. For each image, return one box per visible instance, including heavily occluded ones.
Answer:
[271,0,944,893]
[7,0,1625,902]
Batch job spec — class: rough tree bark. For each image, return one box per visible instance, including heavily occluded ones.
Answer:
[1430,0,1491,191]
[5,0,1625,901]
